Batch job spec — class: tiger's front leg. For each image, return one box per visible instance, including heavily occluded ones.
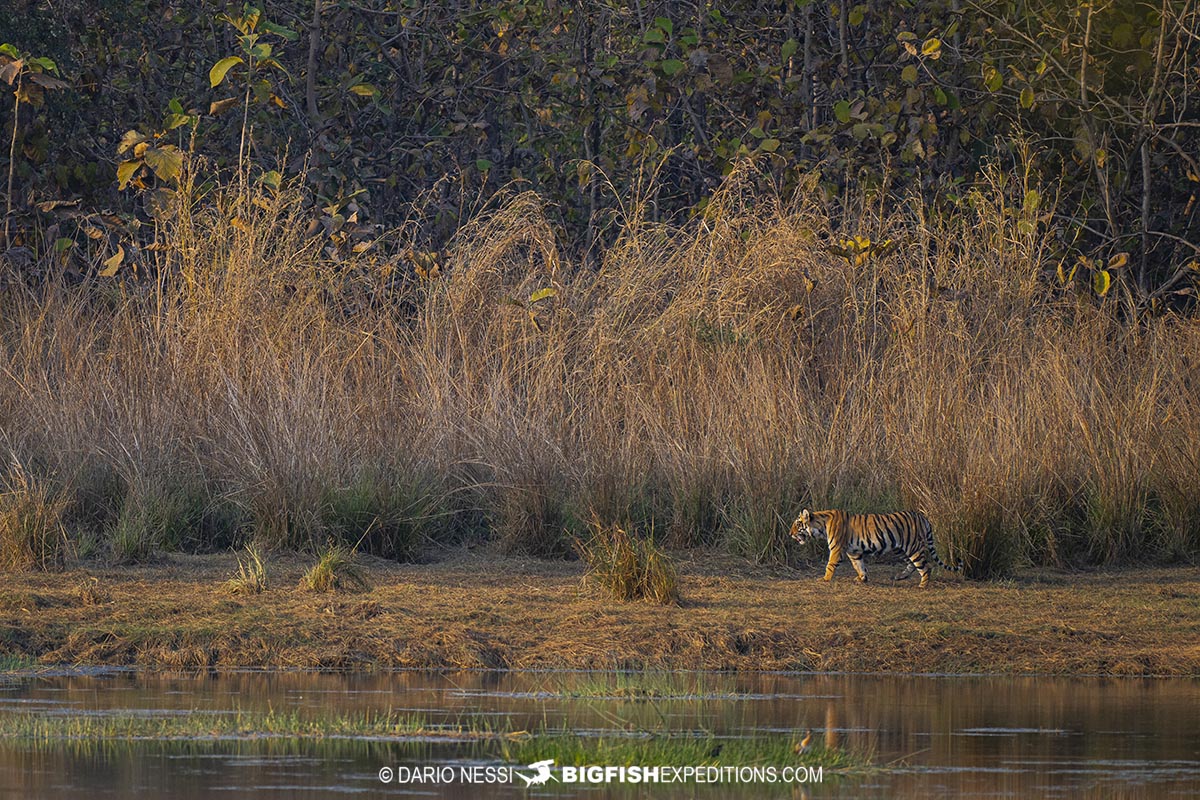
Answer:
[848,553,868,582]
[822,545,843,581]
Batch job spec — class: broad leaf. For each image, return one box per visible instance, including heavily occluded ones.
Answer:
[117,129,147,155]
[209,56,244,88]
[209,97,239,115]
[99,245,124,277]
[116,159,140,190]
[144,145,184,183]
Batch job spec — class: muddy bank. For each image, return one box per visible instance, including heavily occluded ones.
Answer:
[2,552,1197,675]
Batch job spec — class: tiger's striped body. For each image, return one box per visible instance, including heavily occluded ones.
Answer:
[789,509,962,587]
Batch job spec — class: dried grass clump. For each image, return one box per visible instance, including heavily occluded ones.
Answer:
[577,519,680,605]
[0,462,68,572]
[226,543,269,595]
[301,543,370,593]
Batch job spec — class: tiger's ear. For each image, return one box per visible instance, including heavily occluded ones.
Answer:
[800,508,811,523]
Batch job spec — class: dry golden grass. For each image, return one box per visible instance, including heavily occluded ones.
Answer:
[1,552,1196,675]
[577,518,680,605]
[0,162,1196,573]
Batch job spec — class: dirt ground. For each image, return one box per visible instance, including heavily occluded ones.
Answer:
[3,550,1198,675]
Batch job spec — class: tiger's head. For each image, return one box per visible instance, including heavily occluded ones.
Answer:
[790,508,820,545]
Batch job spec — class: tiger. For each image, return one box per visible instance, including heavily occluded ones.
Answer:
[789,508,963,587]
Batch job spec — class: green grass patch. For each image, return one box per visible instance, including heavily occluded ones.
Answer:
[0,654,40,672]
[0,708,510,741]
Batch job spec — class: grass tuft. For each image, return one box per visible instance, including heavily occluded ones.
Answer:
[0,462,68,572]
[577,518,680,605]
[226,543,268,595]
[300,543,371,593]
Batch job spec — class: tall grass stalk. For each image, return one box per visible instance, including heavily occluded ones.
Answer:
[0,162,1196,573]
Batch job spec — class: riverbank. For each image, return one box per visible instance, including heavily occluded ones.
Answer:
[3,551,1197,675]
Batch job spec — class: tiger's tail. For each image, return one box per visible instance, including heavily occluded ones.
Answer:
[922,516,964,573]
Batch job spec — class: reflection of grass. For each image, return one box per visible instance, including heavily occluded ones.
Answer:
[1,707,869,774]
[503,732,864,771]
[552,671,742,700]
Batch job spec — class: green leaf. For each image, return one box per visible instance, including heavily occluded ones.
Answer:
[54,237,73,254]
[901,64,918,84]
[933,87,947,105]
[0,44,20,59]
[259,170,282,190]
[209,56,244,88]
[144,146,184,184]
[257,57,290,77]
[660,59,685,76]
[163,113,193,130]
[848,5,865,26]
[1023,189,1041,213]
[834,100,851,124]
[475,158,492,171]
[1020,86,1035,109]
[643,29,665,44]
[759,138,781,153]
[654,16,673,35]
[260,20,299,41]
[781,38,798,61]
[528,286,557,304]
[28,55,57,72]
[116,160,140,190]
[1093,269,1111,297]
[983,65,1002,92]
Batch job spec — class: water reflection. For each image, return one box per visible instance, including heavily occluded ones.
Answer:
[0,671,1196,798]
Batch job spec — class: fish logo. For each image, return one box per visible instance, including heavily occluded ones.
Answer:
[517,759,555,786]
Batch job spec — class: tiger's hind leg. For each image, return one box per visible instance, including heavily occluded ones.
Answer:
[911,552,932,587]
[892,560,917,581]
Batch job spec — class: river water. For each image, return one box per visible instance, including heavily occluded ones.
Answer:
[1,670,1197,798]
